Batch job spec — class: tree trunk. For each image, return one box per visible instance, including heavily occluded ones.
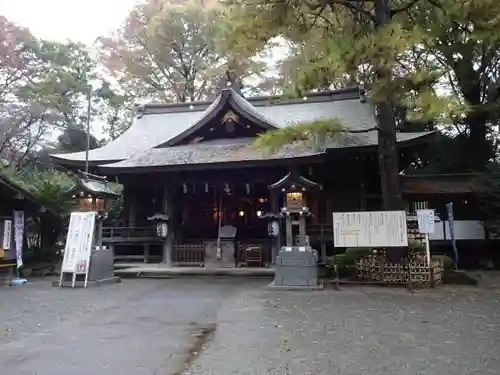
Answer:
[375,0,402,211]
[377,102,402,210]
[464,106,490,171]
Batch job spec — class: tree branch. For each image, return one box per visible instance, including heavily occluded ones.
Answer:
[390,0,421,16]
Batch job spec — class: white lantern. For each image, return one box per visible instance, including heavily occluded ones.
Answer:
[156,222,168,238]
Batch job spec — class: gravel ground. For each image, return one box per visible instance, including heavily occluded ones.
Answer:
[184,282,500,375]
[0,277,257,375]
[1,276,499,375]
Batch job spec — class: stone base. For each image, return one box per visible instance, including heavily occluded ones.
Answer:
[267,280,324,291]
[52,276,121,288]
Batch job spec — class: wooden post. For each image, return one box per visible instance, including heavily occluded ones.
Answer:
[162,186,174,267]
[144,243,150,263]
[285,215,293,247]
[128,196,136,227]
[270,190,280,263]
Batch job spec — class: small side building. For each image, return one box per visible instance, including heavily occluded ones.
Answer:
[0,173,59,282]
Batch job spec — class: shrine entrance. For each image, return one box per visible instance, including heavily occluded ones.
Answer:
[175,179,274,267]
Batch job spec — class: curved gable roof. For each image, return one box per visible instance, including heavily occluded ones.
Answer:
[155,89,278,148]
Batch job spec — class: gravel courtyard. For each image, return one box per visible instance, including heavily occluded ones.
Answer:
[1,277,499,375]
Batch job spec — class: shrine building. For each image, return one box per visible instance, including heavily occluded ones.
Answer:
[52,86,449,267]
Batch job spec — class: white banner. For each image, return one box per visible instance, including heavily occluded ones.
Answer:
[61,212,96,274]
[333,211,408,248]
[2,220,12,250]
[13,211,24,268]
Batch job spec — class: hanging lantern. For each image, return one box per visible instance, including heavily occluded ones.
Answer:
[246,183,250,194]
[205,183,209,193]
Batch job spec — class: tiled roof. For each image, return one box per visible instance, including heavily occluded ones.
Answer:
[100,131,431,172]
[52,87,377,165]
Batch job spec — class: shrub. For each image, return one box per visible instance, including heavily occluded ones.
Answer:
[432,254,455,269]
[344,247,372,264]
[443,270,482,285]
[408,239,426,253]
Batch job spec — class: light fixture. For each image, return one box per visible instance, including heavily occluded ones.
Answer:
[238,210,245,217]
[256,210,263,217]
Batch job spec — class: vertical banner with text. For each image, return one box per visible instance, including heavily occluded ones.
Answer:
[13,211,25,268]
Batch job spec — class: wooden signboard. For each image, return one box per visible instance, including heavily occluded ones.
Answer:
[333,211,408,248]
[59,211,96,287]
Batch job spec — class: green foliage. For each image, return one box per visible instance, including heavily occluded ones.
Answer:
[98,0,264,103]
[408,239,425,253]
[432,254,455,270]
[217,0,462,120]
[443,269,482,286]
[0,166,75,216]
[327,248,371,279]
[254,118,345,152]
[217,0,500,174]
[104,195,124,226]
[344,247,372,263]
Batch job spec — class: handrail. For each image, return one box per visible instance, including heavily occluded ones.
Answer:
[102,226,156,238]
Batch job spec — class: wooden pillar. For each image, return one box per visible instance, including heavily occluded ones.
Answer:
[161,186,175,267]
[270,189,280,263]
[143,243,150,263]
[128,198,137,227]
[122,185,137,227]
[358,157,366,211]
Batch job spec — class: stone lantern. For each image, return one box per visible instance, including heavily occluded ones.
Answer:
[268,170,323,289]
[69,171,120,247]
[269,171,321,247]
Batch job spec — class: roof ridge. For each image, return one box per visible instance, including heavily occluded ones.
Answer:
[138,86,364,115]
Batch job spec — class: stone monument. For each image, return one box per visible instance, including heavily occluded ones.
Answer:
[268,170,323,290]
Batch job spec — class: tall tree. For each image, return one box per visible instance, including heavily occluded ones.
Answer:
[217,0,457,210]
[407,0,500,171]
[0,16,42,162]
[98,0,264,103]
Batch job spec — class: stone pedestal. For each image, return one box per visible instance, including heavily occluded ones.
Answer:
[204,240,235,268]
[269,246,323,290]
[88,247,116,281]
[54,246,121,287]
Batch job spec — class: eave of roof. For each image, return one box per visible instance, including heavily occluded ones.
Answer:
[99,131,433,174]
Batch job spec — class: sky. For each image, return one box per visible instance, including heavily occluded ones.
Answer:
[0,0,140,44]
[0,0,142,140]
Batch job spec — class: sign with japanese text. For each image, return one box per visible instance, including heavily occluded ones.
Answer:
[61,212,96,275]
[2,219,12,250]
[13,211,24,268]
[333,211,408,248]
[417,209,435,234]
